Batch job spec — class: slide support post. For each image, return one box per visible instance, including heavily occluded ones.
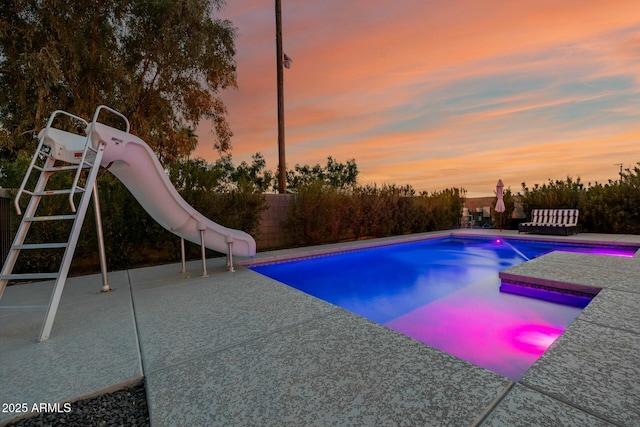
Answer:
[226,238,235,272]
[199,228,208,277]
[93,183,110,292]
[180,238,187,274]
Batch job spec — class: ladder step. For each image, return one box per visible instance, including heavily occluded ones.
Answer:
[14,242,68,249]
[0,305,48,312]
[32,188,85,196]
[35,165,88,172]
[25,214,77,222]
[1,273,59,281]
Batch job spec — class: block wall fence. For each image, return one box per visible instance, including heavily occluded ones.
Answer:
[256,194,292,250]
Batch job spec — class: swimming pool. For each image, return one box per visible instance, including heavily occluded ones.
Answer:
[250,237,637,380]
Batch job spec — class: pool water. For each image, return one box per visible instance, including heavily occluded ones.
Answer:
[251,237,637,380]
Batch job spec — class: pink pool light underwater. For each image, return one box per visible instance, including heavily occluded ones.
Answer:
[251,237,638,380]
[384,278,571,380]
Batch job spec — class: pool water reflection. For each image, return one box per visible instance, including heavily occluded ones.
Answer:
[251,237,636,380]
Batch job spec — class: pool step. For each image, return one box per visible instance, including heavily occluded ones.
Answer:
[498,250,640,298]
[499,282,593,308]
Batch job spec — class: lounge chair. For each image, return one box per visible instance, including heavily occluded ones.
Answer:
[518,209,580,236]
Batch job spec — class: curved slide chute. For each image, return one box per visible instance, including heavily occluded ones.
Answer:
[89,122,256,258]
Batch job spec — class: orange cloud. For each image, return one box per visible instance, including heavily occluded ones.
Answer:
[191,0,640,197]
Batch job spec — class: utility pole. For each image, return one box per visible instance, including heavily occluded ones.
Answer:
[276,0,286,193]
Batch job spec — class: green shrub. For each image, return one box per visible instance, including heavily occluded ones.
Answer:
[286,184,466,246]
[580,165,640,233]
[519,166,640,234]
[355,184,400,238]
[426,188,466,230]
[286,180,349,245]
[520,177,586,218]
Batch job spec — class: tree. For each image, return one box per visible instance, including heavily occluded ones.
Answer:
[283,157,358,191]
[0,0,236,163]
[167,152,273,194]
[232,153,274,193]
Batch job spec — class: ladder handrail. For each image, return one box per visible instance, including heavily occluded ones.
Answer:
[68,106,130,212]
[45,110,89,130]
[14,110,90,215]
[69,105,131,212]
[14,135,47,216]
[91,105,130,133]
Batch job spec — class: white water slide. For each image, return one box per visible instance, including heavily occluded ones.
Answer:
[91,122,256,258]
[1,105,256,342]
[48,107,256,260]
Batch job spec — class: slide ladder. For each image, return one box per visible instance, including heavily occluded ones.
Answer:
[0,111,108,341]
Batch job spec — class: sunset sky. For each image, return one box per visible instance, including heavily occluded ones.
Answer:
[192,0,640,197]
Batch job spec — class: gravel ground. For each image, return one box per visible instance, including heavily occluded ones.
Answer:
[4,381,149,427]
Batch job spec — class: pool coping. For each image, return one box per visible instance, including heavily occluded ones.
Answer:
[1,229,639,426]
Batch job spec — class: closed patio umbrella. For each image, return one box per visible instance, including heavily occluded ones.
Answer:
[495,179,505,231]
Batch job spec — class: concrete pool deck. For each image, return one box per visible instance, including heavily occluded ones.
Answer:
[0,229,639,426]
